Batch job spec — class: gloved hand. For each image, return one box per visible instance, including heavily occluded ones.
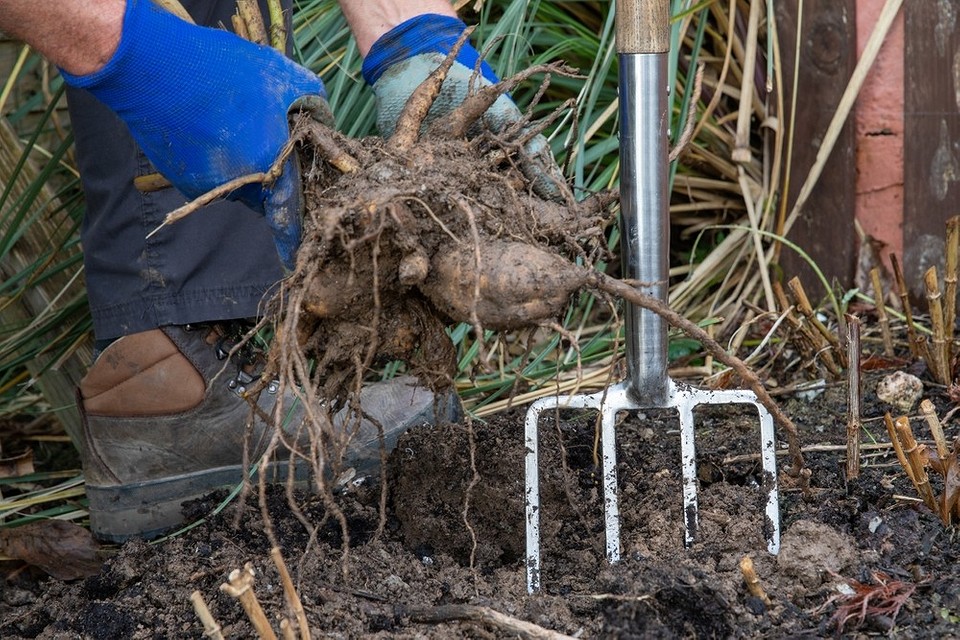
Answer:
[362,14,568,202]
[59,0,329,269]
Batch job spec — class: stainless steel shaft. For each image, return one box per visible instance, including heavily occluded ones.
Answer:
[619,52,670,406]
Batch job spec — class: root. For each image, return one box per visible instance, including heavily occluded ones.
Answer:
[426,62,579,141]
[389,27,475,154]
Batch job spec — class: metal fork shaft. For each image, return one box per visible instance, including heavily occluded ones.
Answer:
[619,52,671,407]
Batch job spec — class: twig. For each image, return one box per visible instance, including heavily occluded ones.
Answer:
[722,440,912,465]
[220,564,278,640]
[146,136,295,237]
[190,590,225,640]
[787,277,845,370]
[885,413,916,484]
[946,215,959,354]
[924,266,950,384]
[890,254,920,357]
[845,314,861,480]
[920,399,949,461]
[406,604,577,640]
[271,548,310,640]
[236,0,268,46]
[870,268,895,357]
[894,418,939,516]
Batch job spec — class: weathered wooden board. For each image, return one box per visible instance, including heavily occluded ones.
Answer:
[902,1,960,298]
[775,0,859,295]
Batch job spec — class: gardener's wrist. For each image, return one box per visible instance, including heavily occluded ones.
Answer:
[339,0,456,56]
[0,0,124,76]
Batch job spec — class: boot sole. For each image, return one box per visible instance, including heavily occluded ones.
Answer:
[86,460,311,543]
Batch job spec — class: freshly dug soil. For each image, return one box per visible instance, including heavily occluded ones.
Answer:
[3,370,960,639]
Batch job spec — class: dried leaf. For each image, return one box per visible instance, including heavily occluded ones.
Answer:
[0,449,35,478]
[941,451,960,520]
[860,355,910,370]
[0,520,103,580]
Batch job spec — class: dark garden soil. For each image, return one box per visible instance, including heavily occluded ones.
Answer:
[2,367,960,639]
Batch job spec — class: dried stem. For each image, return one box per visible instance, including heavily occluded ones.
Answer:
[190,590,225,640]
[739,555,771,605]
[894,418,939,517]
[232,13,250,40]
[267,0,287,52]
[885,413,916,484]
[890,254,920,357]
[236,0,268,46]
[920,399,949,461]
[271,547,311,640]
[924,266,950,384]
[787,277,844,366]
[845,314,861,480]
[869,267,895,357]
[669,63,705,163]
[946,215,959,353]
[220,564,278,640]
[780,279,841,378]
[389,28,474,154]
[732,0,761,163]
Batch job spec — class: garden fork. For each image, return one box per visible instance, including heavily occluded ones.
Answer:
[523,0,780,593]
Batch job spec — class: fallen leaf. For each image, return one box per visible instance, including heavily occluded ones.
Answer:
[0,449,35,478]
[0,520,103,580]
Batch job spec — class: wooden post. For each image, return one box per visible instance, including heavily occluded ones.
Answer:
[775,1,858,292]
[903,2,960,298]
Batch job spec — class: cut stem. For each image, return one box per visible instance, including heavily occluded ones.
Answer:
[267,0,287,52]
[845,314,862,480]
[924,266,950,384]
[190,591,225,640]
[890,254,920,357]
[870,267,895,357]
[946,215,959,356]
[894,417,939,518]
[920,398,949,461]
[885,412,915,484]
[236,0,268,46]
[220,564,278,640]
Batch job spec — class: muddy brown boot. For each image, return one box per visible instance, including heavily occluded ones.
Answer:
[79,324,460,542]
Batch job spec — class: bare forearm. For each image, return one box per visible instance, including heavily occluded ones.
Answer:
[0,0,124,75]
[338,0,456,56]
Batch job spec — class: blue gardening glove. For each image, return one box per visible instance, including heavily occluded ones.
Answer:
[59,0,329,269]
[362,14,569,202]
